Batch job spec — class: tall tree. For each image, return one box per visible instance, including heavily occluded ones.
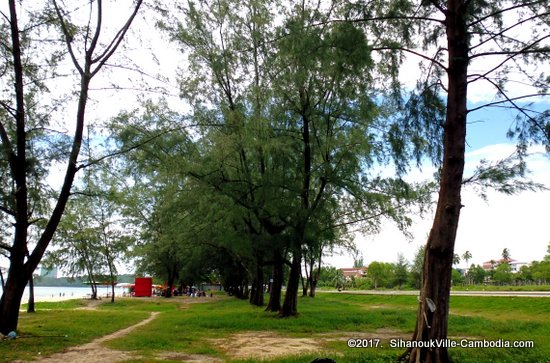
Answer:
[44,197,104,300]
[0,0,142,333]
[272,0,432,317]
[461,250,472,270]
[394,253,409,289]
[346,1,549,362]
[502,248,511,262]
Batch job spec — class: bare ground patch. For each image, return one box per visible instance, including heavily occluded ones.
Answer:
[210,328,410,360]
[22,312,160,363]
[155,352,223,362]
[210,331,324,360]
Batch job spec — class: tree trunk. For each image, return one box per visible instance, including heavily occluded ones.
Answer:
[165,267,176,298]
[401,2,468,362]
[0,260,28,334]
[109,269,116,303]
[91,282,98,300]
[280,250,301,317]
[309,248,322,298]
[266,256,283,312]
[250,263,264,306]
[27,275,35,313]
[301,257,309,297]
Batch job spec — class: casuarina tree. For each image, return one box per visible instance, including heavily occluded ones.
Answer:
[0,0,142,334]
[345,1,549,362]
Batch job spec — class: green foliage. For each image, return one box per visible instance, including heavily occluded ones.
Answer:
[121,0,436,313]
[467,264,486,285]
[408,245,425,289]
[317,266,340,288]
[451,268,465,285]
[531,260,550,283]
[367,261,394,289]
[493,263,513,285]
[393,253,409,288]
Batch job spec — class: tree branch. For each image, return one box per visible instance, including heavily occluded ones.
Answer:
[467,93,549,113]
[76,127,177,170]
[0,241,13,253]
[91,0,144,76]
[0,204,16,217]
[467,0,549,28]
[372,46,448,72]
[474,75,548,138]
[52,0,84,75]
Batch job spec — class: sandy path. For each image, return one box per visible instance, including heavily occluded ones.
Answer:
[32,311,160,363]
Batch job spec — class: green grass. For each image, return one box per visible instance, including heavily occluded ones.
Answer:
[1,300,150,362]
[1,294,548,362]
[451,284,550,291]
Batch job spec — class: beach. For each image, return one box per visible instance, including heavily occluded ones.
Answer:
[0,286,127,303]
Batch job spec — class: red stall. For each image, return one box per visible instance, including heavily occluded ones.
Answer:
[134,277,153,297]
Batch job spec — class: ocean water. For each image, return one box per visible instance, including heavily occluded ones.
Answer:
[0,285,126,302]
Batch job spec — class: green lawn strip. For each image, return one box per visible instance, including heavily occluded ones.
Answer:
[0,304,150,362]
[451,285,550,292]
[20,299,89,310]
[96,296,183,313]
[449,295,550,320]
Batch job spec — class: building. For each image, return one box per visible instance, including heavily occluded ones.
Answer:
[339,267,368,280]
[481,259,528,273]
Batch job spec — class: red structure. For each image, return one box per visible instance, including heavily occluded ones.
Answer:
[134,277,153,297]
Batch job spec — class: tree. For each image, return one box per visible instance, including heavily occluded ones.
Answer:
[451,268,464,285]
[493,262,513,284]
[367,261,393,289]
[408,245,425,289]
[462,250,472,270]
[502,248,511,262]
[452,253,461,266]
[351,0,550,362]
[531,260,550,284]
[394,253,409,289]
[45,198,104,300]
[0,0,143,333]
[345,1,549,361]
[468,264,486,284]
[353,255,365,268]
[332,269,346,290]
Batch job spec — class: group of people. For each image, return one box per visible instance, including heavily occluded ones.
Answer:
[173,286,213,298]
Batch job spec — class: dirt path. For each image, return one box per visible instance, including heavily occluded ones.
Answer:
[32,311,160,363]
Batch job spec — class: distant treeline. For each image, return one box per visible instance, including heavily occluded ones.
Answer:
[33,274,135,287]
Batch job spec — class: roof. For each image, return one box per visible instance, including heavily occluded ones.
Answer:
[339,267,368,277]
[482,258,517,269]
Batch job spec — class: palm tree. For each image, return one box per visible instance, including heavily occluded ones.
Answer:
[462,251,472,284]
[453,254,461,266]
[462,251,472,270]
[502,248,511,262]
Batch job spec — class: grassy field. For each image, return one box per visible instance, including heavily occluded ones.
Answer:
[1,293,548,362]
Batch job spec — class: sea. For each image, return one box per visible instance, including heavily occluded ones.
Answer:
[0,285,127,302]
